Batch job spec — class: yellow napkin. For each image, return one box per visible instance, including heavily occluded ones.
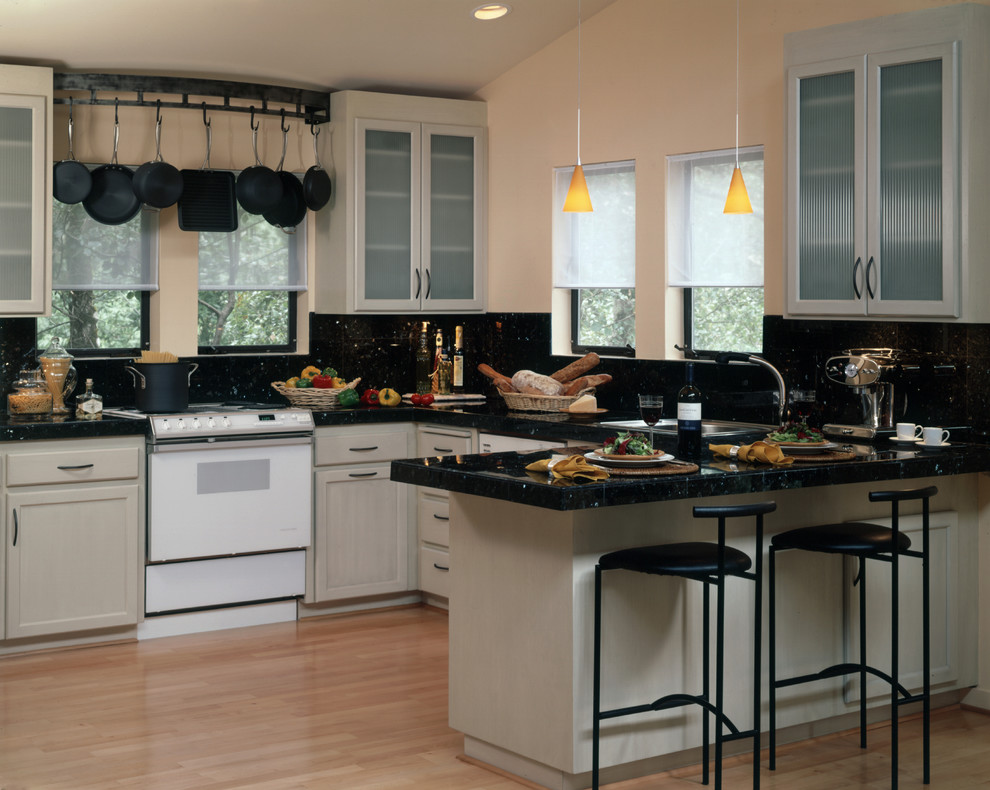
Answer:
[525,454,609,482]
[708,440,794,466]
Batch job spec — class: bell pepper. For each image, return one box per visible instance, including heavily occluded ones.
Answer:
[378,387,401,407]
[337,388,361,408]
[331,376,347,388]
[301,365,322,380]
[295,377,313,388]
[360,388,379,406]
[311,374,336,388]
[284,377,300,388]
[321,366,338,377]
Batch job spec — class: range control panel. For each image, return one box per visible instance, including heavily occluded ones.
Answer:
[149,408,314,440]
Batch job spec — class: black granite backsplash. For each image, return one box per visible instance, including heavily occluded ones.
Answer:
[1,313,988,440]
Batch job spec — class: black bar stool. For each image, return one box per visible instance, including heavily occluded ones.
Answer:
[593,500,776,790]
[768,485,936,789]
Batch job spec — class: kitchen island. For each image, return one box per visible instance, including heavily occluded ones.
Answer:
[391,442,990,790]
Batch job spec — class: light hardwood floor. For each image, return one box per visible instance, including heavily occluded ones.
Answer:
[1,605,988,789]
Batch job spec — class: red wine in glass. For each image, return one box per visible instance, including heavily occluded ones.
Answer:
[638,395,663,451]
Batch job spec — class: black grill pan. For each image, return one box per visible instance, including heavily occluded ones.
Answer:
[177,115,238,232]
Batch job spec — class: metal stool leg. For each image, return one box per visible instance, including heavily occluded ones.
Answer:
[753,513,764,790]
[703,580,710,785]
[768,545,777,771]
[714,515,726,790]
[923,496,931,784]
[859,557,868,749]
[891,503,900,790]
[593,564,602,790]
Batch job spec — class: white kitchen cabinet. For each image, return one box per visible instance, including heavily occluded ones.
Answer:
[0,64,52,317]
[3,438,143,640]
[784,5,990,321]
[309,424,415,602]
[316,90,487,314]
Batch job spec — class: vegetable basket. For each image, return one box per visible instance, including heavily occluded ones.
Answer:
[498,388,593,412]
[271,378,361,410]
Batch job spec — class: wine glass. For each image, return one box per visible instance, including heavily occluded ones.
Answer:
[638,395,663,452]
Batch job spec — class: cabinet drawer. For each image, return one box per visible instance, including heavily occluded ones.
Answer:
[416,428,473,457]
[6,446,142,487]
[419,546,450,598]
[315,430,410,466]
[418,493,450,547]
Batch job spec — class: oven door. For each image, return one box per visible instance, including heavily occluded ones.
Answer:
[148,436,312,562]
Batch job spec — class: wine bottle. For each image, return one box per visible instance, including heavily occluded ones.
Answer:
[432,328,444,395]
[677,362,702,459]
[415,322,432,395]
[453,325,465,394]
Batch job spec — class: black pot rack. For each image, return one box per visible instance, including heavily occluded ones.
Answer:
[52,73,331,124]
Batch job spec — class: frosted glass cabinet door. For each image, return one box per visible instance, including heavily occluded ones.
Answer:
[422,125,485,311]
[354,119,421,311]
[0,92,49,316]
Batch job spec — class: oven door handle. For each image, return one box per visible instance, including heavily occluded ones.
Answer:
[149,434,313,452]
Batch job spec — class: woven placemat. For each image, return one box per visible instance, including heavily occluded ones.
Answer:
[592,461,700,476]
[786,449,857,463]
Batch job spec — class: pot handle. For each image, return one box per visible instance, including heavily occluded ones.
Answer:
[124,366,147,390]
[186,362,199,384]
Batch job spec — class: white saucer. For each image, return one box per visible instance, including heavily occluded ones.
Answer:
[891,436,923,444]
[913,439,950,449]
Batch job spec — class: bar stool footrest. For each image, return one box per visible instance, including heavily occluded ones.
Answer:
[599,693,746,738]
[773,662,913,698]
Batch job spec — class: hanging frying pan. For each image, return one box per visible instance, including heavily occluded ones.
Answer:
[83,99,141,225]
[132,101,184,209]
[302,123,332,211]
[264,115,307,231]
[177,105,238,232]
[236,107,282,214]
[53,98,92,204]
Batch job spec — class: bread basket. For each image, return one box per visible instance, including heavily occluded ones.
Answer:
[498,388,593,412]
[271,378,361,410]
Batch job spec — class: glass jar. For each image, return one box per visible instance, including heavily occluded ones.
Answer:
[7,369,53,417]
[39,336,77,414]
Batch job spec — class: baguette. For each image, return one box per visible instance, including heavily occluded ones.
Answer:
[550,352,600,382]
[510,369,564,396]
[563,373,613,396]
[478,363,517,392]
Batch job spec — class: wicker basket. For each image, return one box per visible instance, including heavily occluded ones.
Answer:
[271,378,362,410]
[498,388,593,412]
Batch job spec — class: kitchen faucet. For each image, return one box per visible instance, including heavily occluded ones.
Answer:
[677,346,787,427]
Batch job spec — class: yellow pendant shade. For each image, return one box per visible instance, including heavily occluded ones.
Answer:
[723,166,753,214]
[563,163,593,212]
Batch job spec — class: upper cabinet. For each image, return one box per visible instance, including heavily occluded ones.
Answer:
[0,65,52,317]
[316,91,487,314]
[784,5,990,321]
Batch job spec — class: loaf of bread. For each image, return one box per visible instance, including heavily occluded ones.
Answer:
[510,370,564,396]
[563,373,613,396]
[477,363,517,392]
[550,352,600,382]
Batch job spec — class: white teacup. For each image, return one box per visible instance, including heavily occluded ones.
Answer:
[921,427,950,446]
[896,422,923,441]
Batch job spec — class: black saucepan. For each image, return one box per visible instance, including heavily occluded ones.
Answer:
[263,122,307,231]
[132,103,183,209]
[302,124,332,211]
[53,99,92,204]
[236,110,282,214]
[83,104,141,225]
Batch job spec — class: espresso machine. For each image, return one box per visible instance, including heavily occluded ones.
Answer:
[822,348,915,440]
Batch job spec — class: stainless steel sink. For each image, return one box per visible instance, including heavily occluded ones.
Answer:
[599,418,775,437]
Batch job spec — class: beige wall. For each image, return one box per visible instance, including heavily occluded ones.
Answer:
[478,0,990,358]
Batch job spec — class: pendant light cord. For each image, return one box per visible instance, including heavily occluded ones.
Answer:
[734,0,740,168]
[576,0,582,166]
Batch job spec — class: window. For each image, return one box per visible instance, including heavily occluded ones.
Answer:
[38,200,156,355]
[198,200,306,353]
[667,147,764,353]
[553,160,635,355]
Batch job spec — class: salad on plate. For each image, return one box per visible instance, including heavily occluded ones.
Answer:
[597,431,659,458]
[766,421,828,445]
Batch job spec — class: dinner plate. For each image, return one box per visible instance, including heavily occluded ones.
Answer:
[585,451,674,467]
[559,407,608,420]
[779,442,839,455]
[766,436,830,447]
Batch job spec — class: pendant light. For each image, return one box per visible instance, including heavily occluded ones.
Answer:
[724,0,753,214]
[563,0,592,212]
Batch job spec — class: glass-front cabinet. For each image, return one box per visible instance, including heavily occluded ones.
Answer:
[0,65,52,316]
[786,43,958,317]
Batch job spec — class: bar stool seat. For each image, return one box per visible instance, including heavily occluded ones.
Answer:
[599,542,752,577]
[771,522,911,555]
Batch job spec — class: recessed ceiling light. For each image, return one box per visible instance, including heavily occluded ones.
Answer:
[473,4,511,21]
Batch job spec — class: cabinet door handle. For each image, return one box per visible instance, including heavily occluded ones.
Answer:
[433,447,454,453]
[433,562,449,572]
[414,269,422,299]
[349,446,379,452]
[57,463,95,471]
[424,269,431,299]
[348,471,378,478]
[433,514,450,521]
[865,256,876,299]
[12,509,18,547]
[852,256,863,300]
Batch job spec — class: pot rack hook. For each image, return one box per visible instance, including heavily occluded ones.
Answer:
[201,101,211,128]
[155,99,162,125]
[250,106,258,131]
[114,96,119,125]
[280,107,289,133]
[311,121,319,138]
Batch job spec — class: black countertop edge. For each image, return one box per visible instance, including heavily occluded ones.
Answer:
[389,445,990,511]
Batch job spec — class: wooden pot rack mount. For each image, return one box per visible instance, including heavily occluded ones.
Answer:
[52,73,332,124]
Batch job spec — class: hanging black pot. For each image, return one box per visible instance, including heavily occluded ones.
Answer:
[132,101,183,209]
[264,119,307,231]
[302,123,332,211]
[235,107,282,214]
[83,100,141,225]
[53,98,92,205]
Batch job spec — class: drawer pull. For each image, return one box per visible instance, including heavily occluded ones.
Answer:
[57,463,95,471]
[433,447,454,453]
[433,562,449,572]
[349,446,379,452]
[12,509,18,547]
[433,514,449,521]
[348,471,378,478]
